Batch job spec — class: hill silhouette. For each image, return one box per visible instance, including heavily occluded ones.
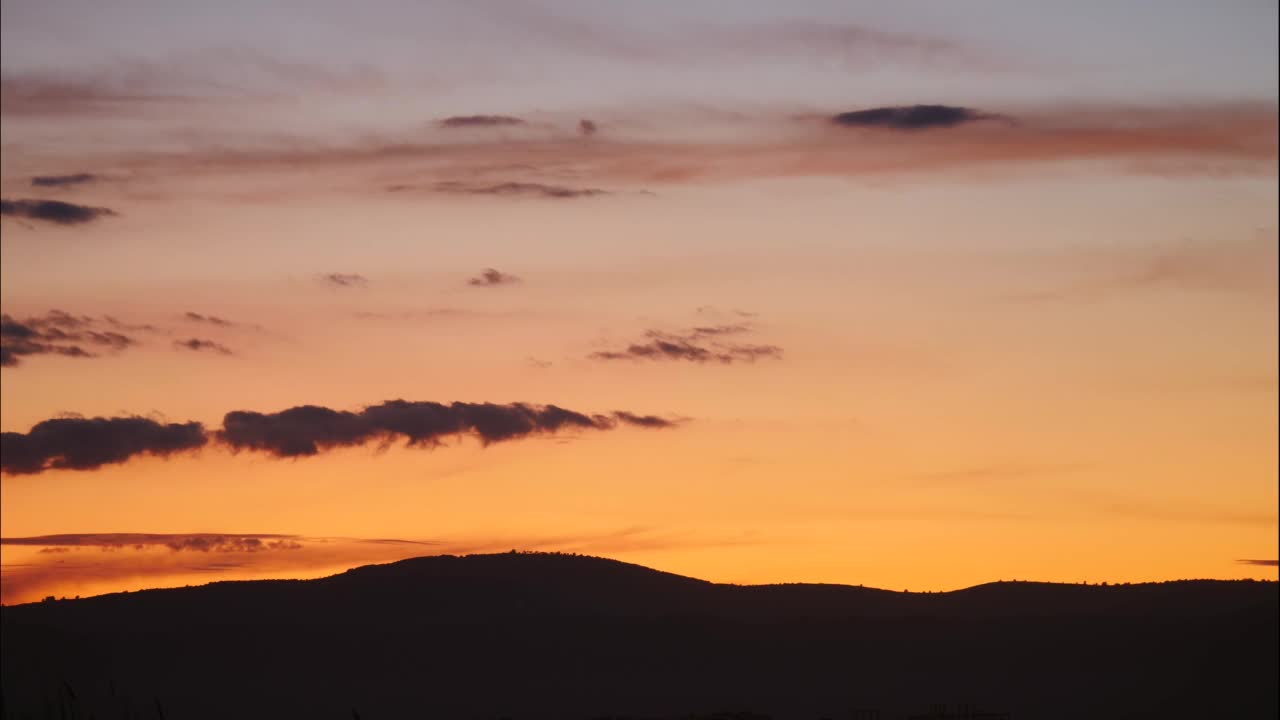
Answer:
[2,552,1276,719]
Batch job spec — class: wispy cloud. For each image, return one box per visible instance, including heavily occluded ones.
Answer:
[1001,236,1278,303]
[591,323,783,365]
[0,74,183,117]
[351,308,497,322]
[1236,559,1279,567]
[183,311,234,327]
[907,463,1094,485]
[98,103,1275,192]
[321,273,369,288]
[430,181,608,199]
[1073,492,1278,528]
[469,6,1008,72]
[174,338,234,355]
[1,533,302,551]
[0,51,390,116]
[467,268,520,287]
[1,311,138,368]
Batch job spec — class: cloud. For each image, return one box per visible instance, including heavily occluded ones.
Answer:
[1001,235,1278,303]
[0,534,387,605]
[1,311,139,367]
[611,411,678,428]
[467,268,520,287]
[183,311,233,327]
[1,533,301,549]
[590,325,783,365]
[471,5,1006,72]
[218,400,675,457]
[438,115,525,128]
[689,324,753,337]
[105,316,163,333]
[0,198,116,225]
[431,181,608,199]
[0,74,181,117]
[174,338,234,355]
[321,273,369,287]
[31,173,98,188]
[0,336,92,367]
[1070,491,1278,528]
[0,416,209,475]
[907,463,1093,485]
[351,308,494,322]
[0,397,681,475]
[162,536,302,553]
[697,306,758,319]
[831,104,995,130]
[0,52,390,117]
[1236,559,1279,567]
[109,103,1275,190]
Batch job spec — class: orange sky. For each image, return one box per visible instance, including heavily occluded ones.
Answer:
[2,2,1277,605]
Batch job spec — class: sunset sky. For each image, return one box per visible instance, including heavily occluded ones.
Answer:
[1,0,1276,605]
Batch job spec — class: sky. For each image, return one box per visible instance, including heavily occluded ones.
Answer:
[1,0,1277,605]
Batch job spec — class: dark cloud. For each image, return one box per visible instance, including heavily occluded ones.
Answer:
[0,416,208,475]
[439,115,525,128]
[831,104,992,130]
[174,338,234,355]
[183,312,233,327]
[3,400,680,475]
[218,400,676,457]
[31,173,98,188]
[1236,559,1279,567]
[611,411,678,428]
[1,311,139,367]
[590,326,783,365]
[432,181,608,199]
[322,273,369,287]
[1,314,89,366]
[468,268,520,287]
[0,198,116,225]
[579,118,598,136]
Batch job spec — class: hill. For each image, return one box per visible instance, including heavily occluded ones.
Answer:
[2,552,1276,719]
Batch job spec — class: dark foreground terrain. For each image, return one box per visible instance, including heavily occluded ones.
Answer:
[2,552,1276,719]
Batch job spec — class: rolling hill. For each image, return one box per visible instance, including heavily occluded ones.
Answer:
[2,552,1276,719]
